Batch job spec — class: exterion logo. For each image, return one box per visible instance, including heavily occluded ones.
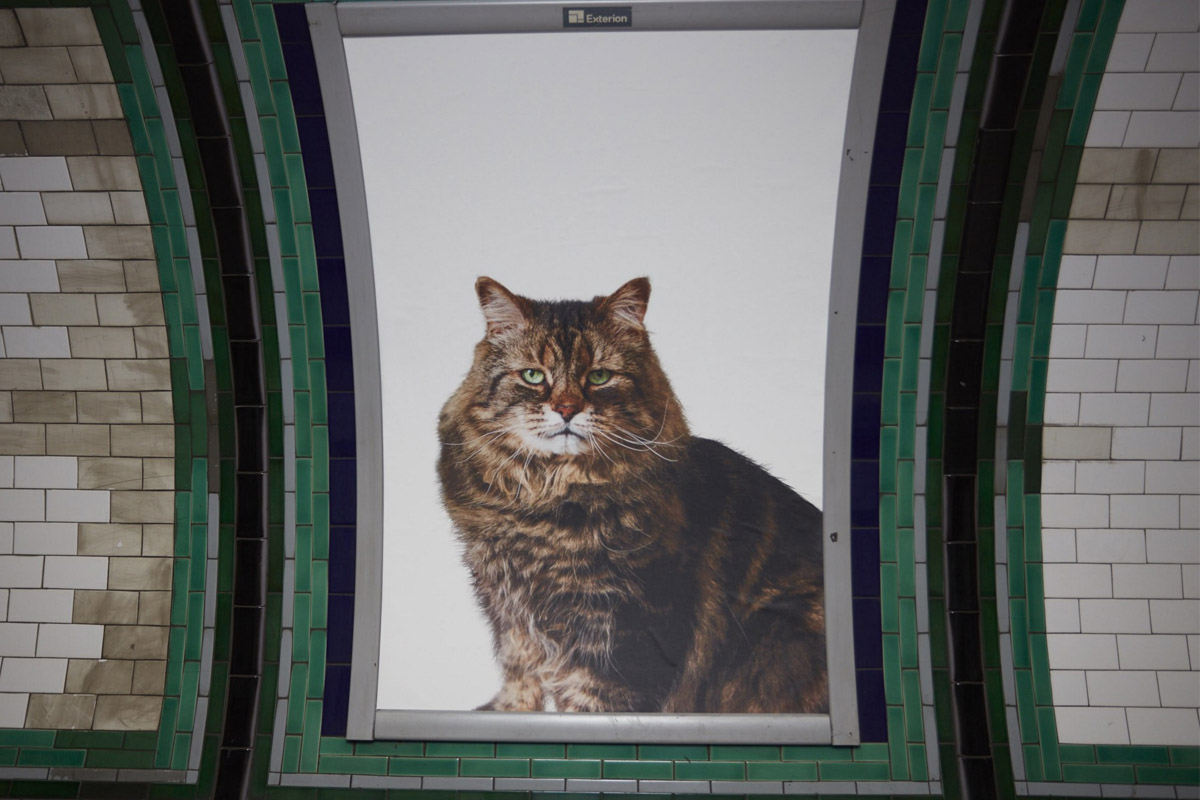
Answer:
[562,6,633,27]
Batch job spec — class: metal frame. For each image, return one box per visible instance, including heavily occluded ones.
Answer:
[308,0,893,743]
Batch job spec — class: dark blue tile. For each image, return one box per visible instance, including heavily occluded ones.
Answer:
[280,40,325,117]
[861,186,899,256]
[329,527,357,595]
[327,393,356,459]
[329,459,356,525]
[855,669,888,741]
[323,326,354,393]
[273,4,311,44]
[321,663,351,737]
[850,459,880,529]
[869,112,909,185]
[308,188,344,258]
[890,0,928,37]
[317,258,350,326]
[853,325,886,394]
[851,528,881,598]
[296,116,335,188]
[852,599,883,669]
[326,594,355,663]
[857,257,891,324]
[851,392,882,460]
[881,29,922,109]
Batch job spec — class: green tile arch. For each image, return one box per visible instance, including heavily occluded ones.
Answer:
[1001,0,1200,785]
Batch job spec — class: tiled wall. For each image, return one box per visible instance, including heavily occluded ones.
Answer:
[0,7,172,733]
[1041,0,1199,747]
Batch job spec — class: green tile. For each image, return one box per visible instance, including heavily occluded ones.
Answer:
[898,148,922,218]
[901,671,922,740]
[292,594,310,661]
[675,761,745,781]
[427,742,495,758]
[313,426,329,493]
[881,565,899,630]
[916,0,946,70]
[880,497,898,562]
[818,760,889,781]
[256,6,287,80]
[54,731,123,749]
[1169,747,1200,766]
[171,732,190,771]
[1057,743,1096,765]
[322,754,388,775]
[852,743,890,762]
[86,748,155,769]
[603,760,672,780]
[243,43,276,115]
[313,495,330,559]
[746,761,817,781]
[908,744,928,782]
[307,630,327,696]
[287,155,311,223]
[882,635,901,703]
[285,670,307,733]
[16,749,85,768]
[391,757,458,777]
[154,696,178,768]
[780,746,852,761]
[1023,743,1044,782]
[709,745,778,761]
[273,84,301,152]
[300,700,322,771]
[636,745,705,761]
[460,758,530,777]
[1037,706,1061,779]
[907,78,932,147]
[1137,765,1200,784]
[1097,745,1169,765]
[898,531,915,596]
[304,293,324,356]
[531,759,601,779]
[492,744,564,759]
[283,735,302,772]
[887,705,908,780]
[355,741,424,757]
[1062,763,1133,782]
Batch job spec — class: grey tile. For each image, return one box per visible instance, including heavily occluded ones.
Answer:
[567,779,638,793]
[858,782,934,795]
[269,699,286,772]
[279,773,350,787]
[716,781,782,794]
[494,778,567,791]
[785,781,852,794]
[117,769,186,783]
[0,767,49,779]
[422,777,493,790]
[48,768,118,782]
[1025,782,1103,797]
[640,780,711,793]
[352,775,422,789]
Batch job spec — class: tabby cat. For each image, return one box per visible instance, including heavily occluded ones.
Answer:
[437,277,827,713]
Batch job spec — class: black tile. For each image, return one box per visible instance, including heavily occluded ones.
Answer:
[960,755,998,800]
[222,275,260,342]
[234,472,267,539]
[942,407,979,474]
[274,3,312,44]
[862,186,899,256]
[951,271,992,341]
[850,459,880,529]
[321,663,351,738]
[213,207,254,277]
[230,606,264,677]
[222,677,260,747]
[326,594,355,662]
[329,459,357,525]
[852,598,883,669]
[213,747,250,799]
[855,669,888,742]
[948,612,983,683]
[235,406,266,472]
[945,542,979,611]
[162,6,211,68]
[308,188,344,258]
[280,40,325,118]
[234,538,265,606]
[229,341,264,406]
[952,681,990,755]
[968,130,1015,204]
[856,257,891,324]
[327,393,357,459]
[851,392,882,460]
[329,526,357,594]
[943,476,976,543]
[982,54,1032,131]
[854,325,886,394]
[997,0,1043,54]
[956,203,1001,277]
[296,116,335,187]
[324,326,355,393]
[946,339,984,406]
[851,528,881,598]
[317,258,351,325]
[198,137,243,208]
[890,0,928,37]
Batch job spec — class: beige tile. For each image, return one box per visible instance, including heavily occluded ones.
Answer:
[109,491,173,525]
[109,192,148,225]
[0,86,53,120]
[137,590,169,625]
[0,10,25,46]
[56,260,125,292]
[15,9,103,46]
[0,391,12,423]
[0,47,76,84]
[68,47,113,84]
[93,694,160,730]
[46,423,108,456]
[1107,184,1188,220]
[110,424,172,458]
[24,692,95,729]
[1070,184,1110,219]
[65,658,132,694]
[42,191,114,224]
[131,660,165,695]
[0,423,45,454]
[1182,185,1198,220]
[65,156,140,192]
[1064,219,1141,254]
[83,226,154,260]
[76,392,140,425]
[108,557,172,590]
[1079,147,1159,184]
[106,360,170,392]
[29,293,98,325]
[1137,220,1200,254]
[72,589,137,624]
[68,327,135,359]
[20,120,97,157]
[1152,148,1199,183]
[140,524,172,557]
[95,293,163,326]
[44,84,122,120]
[78,522,141,555]
[91,121,131,156]
[133,326,168,358]
[41,358,107,390]
[78,457,141,490]
[102,625,167,660]
[139,392,172,424]
[11,390,75,423]
[0,359,42,389]
[122,260,159,292]
[141,458,173,490]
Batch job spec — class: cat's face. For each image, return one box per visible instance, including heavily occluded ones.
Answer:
[449,277,686,466]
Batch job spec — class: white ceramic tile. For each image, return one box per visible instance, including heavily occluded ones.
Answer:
[1190,634,1200,667]
[0,260,58,292]
[13,522,76,556]
[41,555,106,589]
[34,622,103,658]
[1127,707,1200,745]
[1044,393,1082,424]
[1042,494,1111,528]
[1093,255,1171,290]
[1185,565,1200,598]
[1086,325,1160,359]
[1059,255,1098,288]
[0,623,37,656]
[1148,32,1200,71]
[1146,529,1200,564]
[1079,392,1152,426]
[0,589,6,620]
[1118,633,1192,669]
[1189,362,1199,393]
[1149,392,1200,425]
[0,489,43,521]
[1044,563,1114,597]
[1112,426,1183,460]
[1107,32,1156,70]
[1049,633,1120,670]
[1184,426,1199,458]
[0,657,65,693]
[1075,460,1147,493]
[1145,460,1200,494]
[0,325,69,358]
[1112,495,1180,528]
[0,193,46,226]
[1116,360,1190,393]
[0,457,11,488]
[1046,599,1082,632]
[1042,461,1076,493]
[13,226,86,260]
[1117,0,1200,32]
[0,294,31,326]
[0,227,15,260]
[0,524,10,554]
[1086,670,1162,705]
[1157,670,1200,706]
[1175,73,1200,110]
[0,556,41,588]
[1150,599,1200,633]
[0,158,71,191]
[5,589,72,622]
[1115,563,1185,598]
[1165,256,1200,290]
[1077,528,1148,563]
[1047,359,1120,392]
[1085,112,1133,147]
[0,694,27,728]
[1046,426,1115,463]
[12,456,77,489]
[1049,324,1088,357]
[1155,325,1200,359]
[1080,599,1153,633]
[1124,111,1200,148]
[1043,529,1079,561]
[1125,291,1199,324]
[1184,495,1200,528]
[1050,669,1089,704]
[1053,291,1129,324]
[1097,72,1184,111]
[1054,706,1129,744]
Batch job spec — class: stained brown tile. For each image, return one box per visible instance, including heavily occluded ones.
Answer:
[78,521,141,555]
[139,393,172,424]
[77,392,141,425]
[122,260,160,291]
[46,423,109,456]
[68,46,113,84]
[0,358,43,389]
[21,120,96,156]
[93,694,160,730]
[56,260,126,292]
[73,589,138,624]
[137,590,169,625]
[92,120,132,155]
[14,9,103,46]
[141,458,173,489]
[12,390,76,423]
[131,659,165,695]
[0,120,26,154]
[0,47,77,83]
[102,625,168,660]
[132,326,168,358]
[29,293,99,325]
[0,422,45,454]
[40,359,107,390]
[109,425,172,457]
[24,693,96,729]
[66,658,133,694]
[107,555,171,589]
[140,524,172,557]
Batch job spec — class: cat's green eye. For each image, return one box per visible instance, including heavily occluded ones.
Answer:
[588,369,613,386]
[521,369,545,385]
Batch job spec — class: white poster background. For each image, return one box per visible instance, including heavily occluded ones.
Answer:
[346,29,857,711]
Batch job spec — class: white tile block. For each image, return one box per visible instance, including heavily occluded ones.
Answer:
[1080,599,1153,633]
[1127,707,1200,746]
[1150,599,1200,633]
[0,193,46,226]
[1050,669,1089,704]
[1096,72,1183,111]
[1145,460,1200,493]
[1046,599,1082,632]
[0,657,65,693]
[1042,461,1076,493]
[0,489,43,521]
[13,522,76,556]
[13,226,86,260]
[1117,0,1200,32]
[1186,565,1200,598]
[1047,359,1119,392]
[13,456,77,489]
[1076,460,1147,493]
[0,623,37,656]
[0,457,11,488]
[1191,634,1200,667]
[1093,255,1170,290]
[0,158,71,191]
[0,260,58,292]
[1184,495,1200,527]
[1079,392,1152,426]
[1077,528,1148,562]
[1086,670,1162,705]
[1157,670,1200,707]
[0,556,41,587]
[1166,256,1199,290]
[0,294,31,326]
[1190,362,1199,393]
[1085,326,1159,358]
[1044,427,1114,459]
[44,489,108,522]
[1059,255,1097,288]
[1184,426,1199,458]
[1118,633,1192,669]
[1124,111,1200,148]
[1107,33,1155,70]
[1149,392,1200,425]
[1048,633,1120,669]
[1042,494,1111,528]
[0,524,10,554]
[1044,563,1114,597]
[1116,360,1190,392]
[1054,706,1129,744]
[41,555,106,589]
[34,623,103,658]
[1175,73,1200,111]
[1125,291,1199,324]
[1043,529,1078,561]
[1147,32,1200,71]
[1045,394,1082,424]
[1113,426,1184,460]
[0,325,69,358]
[1112,495,1180,528]
[1054,291,1129,324]
[1115,563,1184,598]
[0,228,15,260]
[1155,325,1199,358]
[5,589,72,623]
[0,694,27,728]
[1086,111,1133,147]
[1050,325,1087,357]
[1146,529,1200,564]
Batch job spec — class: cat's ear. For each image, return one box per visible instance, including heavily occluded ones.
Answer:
[599,277,651,331]
[476,277,531,338]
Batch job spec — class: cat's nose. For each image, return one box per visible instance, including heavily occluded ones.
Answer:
[553,401,581,421]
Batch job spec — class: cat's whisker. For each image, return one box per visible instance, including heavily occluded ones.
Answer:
[486,444,529,493]
[612,424,685,448]
[594,430,679,463]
